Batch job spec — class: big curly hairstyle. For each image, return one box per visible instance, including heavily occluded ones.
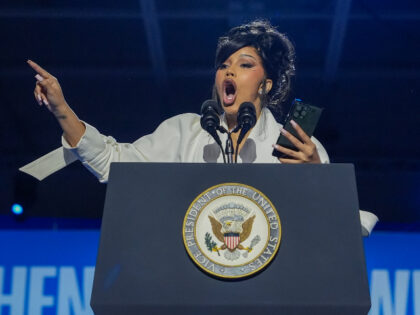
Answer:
[214,20,296,118]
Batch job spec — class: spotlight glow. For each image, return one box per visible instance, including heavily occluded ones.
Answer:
[12,204,23,215]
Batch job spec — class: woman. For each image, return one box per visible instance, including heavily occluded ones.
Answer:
[24,20,328,184]
[23,20,377,234]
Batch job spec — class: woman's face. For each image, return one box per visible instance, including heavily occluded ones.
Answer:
[215,46,272,122]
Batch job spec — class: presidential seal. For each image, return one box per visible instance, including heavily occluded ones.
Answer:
[182,183,281,279]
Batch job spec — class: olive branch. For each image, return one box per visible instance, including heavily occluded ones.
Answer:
[205,232,220,256]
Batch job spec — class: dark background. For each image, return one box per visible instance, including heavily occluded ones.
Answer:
[1,0,419,230]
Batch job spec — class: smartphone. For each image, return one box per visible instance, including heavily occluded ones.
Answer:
[272,99,323,158]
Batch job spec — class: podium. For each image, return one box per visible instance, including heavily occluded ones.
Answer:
[90,163,371,315]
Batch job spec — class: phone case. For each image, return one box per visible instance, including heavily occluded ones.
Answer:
[272,99,323,158]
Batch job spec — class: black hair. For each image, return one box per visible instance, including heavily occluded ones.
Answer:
[214,20,296,118]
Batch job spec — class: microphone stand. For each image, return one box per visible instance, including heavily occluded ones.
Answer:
[234,125,244,163]
[218,125,241,164]
[216,126,235,164]
[231,125,241,164]
[225,132,234,164]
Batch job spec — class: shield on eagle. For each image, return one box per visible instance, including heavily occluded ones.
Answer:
[224,233,240,250]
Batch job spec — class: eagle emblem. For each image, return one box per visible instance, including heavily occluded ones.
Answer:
[183,183,281,278]
[205,203,261,261]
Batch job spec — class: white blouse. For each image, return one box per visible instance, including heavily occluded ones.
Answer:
[20,108,329,182]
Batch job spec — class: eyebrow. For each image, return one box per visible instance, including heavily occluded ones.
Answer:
[239,54,257,60]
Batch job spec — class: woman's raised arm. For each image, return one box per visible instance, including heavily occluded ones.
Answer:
[27,60,85,147]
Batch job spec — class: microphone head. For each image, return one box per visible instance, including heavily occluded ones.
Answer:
[237,102,257,129]
[200,99,221,115]
[200,99,220,132]
[235,102,257,146]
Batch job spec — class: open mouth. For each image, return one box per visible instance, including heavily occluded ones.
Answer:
[223,79,237,106]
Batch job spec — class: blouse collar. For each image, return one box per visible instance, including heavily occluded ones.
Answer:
[220,107,272,142]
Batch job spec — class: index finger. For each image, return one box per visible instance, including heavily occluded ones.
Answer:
[27,60,52,79]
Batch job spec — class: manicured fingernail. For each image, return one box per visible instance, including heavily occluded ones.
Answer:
[290,120,297,127]
[37,94,42,101]
[43,99,49,106]
[35,74,44,82]
[281,128,289,135]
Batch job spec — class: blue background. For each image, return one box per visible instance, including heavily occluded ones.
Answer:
[1,230,419,314]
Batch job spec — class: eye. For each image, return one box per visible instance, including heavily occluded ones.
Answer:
[241,63,254,68]
[218,64,228,70]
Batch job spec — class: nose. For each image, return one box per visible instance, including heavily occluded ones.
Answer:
[226,68,235,77]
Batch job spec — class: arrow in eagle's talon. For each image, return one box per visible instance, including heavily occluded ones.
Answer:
[212,247,221,256]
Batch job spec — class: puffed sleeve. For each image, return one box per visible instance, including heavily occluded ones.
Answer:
[63,113,200,183]
[311,137,329,164]
[20,113,201,183]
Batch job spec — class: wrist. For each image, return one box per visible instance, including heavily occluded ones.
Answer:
[52,102,70,118]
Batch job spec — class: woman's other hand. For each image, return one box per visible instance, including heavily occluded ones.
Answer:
[272,120,322,164]
[28,60,67,114]
[27,59,86,147]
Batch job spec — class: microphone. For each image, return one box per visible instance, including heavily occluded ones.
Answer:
[236,102,257,146]
[200,100,227,163]
[234,102,257,163]
[200,100,222,147]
